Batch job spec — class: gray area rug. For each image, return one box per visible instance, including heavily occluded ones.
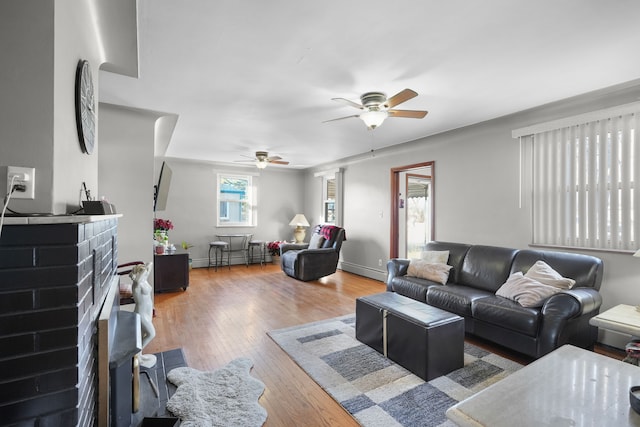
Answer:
[166,357,267,427]
[269,314,522,427]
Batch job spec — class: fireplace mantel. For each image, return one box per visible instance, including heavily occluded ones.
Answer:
[3,213,122,225]
[0,216,120,426]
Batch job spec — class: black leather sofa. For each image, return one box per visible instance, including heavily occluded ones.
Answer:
[386,241,603,358]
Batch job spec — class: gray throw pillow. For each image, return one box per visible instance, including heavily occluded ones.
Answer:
[308,233,325,249]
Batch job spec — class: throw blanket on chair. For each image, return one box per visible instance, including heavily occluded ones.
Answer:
[319,225,346,243]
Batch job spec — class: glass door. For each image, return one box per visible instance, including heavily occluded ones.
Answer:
[406,174,431,259]
[390,162,434,259]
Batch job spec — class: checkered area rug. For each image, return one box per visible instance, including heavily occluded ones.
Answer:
[268,314,522,427]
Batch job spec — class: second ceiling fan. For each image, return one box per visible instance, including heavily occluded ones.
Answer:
[324,88,428,130]
[234,151,289,169]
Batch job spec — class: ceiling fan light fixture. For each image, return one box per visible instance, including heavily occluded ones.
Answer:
[256,160,268,169]
[360,109,388,130]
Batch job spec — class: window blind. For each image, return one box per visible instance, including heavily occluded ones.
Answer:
[524,109,639,251]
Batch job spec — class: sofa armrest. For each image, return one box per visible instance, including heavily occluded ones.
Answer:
[537,288,602,356]
[560,288,603,316]
[386,258,411,291]
[280,242,308,254]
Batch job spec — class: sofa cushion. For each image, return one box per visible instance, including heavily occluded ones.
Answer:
[420,250,449,264]
[424,242,471,284]
[524,260,575,290]
[496,272,563,307]
[510,249,603,290]
[458,245,519,292]
[391,276,437,302]
[472,295,541,337]
[407,260,452,285]
[426,284,494,317]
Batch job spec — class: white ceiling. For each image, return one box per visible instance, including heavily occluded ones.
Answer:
[99,0,640,169]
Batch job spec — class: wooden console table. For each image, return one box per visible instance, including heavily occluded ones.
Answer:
[154,249,189,292]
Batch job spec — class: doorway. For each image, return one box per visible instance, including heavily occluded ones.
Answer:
[390,161,434,259]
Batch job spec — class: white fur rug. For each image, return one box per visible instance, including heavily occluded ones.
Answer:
[166,357,267,427]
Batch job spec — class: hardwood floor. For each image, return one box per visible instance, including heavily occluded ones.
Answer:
[146,264,624,426]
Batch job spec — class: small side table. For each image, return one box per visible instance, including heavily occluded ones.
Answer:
[154,249,189,292]
[589,304,640,337]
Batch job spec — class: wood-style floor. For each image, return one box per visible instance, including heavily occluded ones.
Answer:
[146,264,624,426]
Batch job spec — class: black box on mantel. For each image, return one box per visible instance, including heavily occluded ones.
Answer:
[83,200,116,214]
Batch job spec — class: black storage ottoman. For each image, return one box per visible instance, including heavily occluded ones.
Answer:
[356,292,464,381]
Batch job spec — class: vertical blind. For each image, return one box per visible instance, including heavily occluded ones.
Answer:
[528,110,639,250]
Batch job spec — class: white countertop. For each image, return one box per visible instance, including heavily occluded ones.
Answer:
[3,214,122,225]
[446,344,640,427]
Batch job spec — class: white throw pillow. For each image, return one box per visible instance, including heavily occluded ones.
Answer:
[496,272,563,307]
[407,260,452,285]
[308,233,325,249]
[420,250,450,264]
[525,260,576,290]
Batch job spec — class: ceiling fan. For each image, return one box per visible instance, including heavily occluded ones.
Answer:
[324,88,428,130]
[234,151,289,169]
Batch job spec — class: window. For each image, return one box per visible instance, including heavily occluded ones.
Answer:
[315,168,343,226]
[217,173,254,226]
[515,104,639,251]
[324,178,336,224]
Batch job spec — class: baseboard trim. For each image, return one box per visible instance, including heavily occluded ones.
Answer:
[338,261,386,282]
[191,256,254,269]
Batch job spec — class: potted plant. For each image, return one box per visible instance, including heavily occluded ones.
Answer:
[154,218,174,239]
[267,240,285,264]
[153,218,174,254]
[181,241,194,269]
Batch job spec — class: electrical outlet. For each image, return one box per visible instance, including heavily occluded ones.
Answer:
[378,259,383,267]
[7,166,35,199]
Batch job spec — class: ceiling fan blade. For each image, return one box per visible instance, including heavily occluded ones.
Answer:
[386,88,418,108]
[234,159,256,163]
[266,155,282,161]
[388,109,428,119]
[269,160,289,165]
[331,98,364,109]
[322,114,360,123]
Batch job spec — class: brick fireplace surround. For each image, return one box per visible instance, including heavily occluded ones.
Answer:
[0,215,120,426]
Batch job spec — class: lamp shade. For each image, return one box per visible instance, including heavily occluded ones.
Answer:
[360,110,388,129]
[289,214,310,227]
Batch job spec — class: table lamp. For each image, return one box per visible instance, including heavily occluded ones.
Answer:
[289,214,310,243]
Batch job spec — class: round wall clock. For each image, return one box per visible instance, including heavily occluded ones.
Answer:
[75,59,96,155]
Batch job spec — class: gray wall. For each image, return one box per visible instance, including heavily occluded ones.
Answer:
[0,2,95,213]
[99,104,159,267]
[307,79,640,348]
[0,1,135,214]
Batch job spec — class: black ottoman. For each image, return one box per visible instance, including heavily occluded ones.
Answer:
[356,292,464,381]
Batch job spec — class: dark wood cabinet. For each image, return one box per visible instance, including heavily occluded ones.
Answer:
[154,249,189,292]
